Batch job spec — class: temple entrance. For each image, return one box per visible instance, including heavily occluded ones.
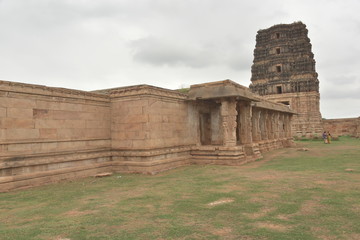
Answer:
[199,113,211,145]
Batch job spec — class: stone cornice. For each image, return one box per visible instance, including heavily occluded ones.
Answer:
[96,84,188,100]
[188,79,260,102]
[252,98,295,114]
[0,80,109,102]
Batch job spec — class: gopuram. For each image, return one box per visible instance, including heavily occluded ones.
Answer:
[0,80,294,192]
[249,22,323,137]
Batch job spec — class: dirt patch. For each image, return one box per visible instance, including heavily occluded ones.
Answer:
[209,227,257,240]
[298,197,325,215]
[53,236,71,240]
[64,209,97,217]
[210,227,232,236]
[276,214,291,220]
[351,204,360,214]
[345,233,360,240]
[207,198,234,207]
[244,207,276,219]
[248,192,281,204]
[242,148,293,169]
[314,180,333,185]
[345,168,355,172]
[297,148,309,151]
[253,222,290,232]
[239,164,301,182]
[314,178,359,192]
[211,184,246,193]
[310,226,336,240]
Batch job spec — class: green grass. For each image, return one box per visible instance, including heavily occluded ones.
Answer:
[0,136,359,239]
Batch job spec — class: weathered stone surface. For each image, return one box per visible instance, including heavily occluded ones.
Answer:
[1,78,295,192]
[188,79,260,101]
[323,117,359,137]
[249,22,323,137]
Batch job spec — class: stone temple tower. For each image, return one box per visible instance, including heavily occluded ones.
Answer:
[249,22,323,137]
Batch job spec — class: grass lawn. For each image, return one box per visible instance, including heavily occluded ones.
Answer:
[0,137,359,240]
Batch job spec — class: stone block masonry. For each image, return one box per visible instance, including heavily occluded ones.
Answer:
[1,79,294,192]
[0,80,112,191]
[249,22,323,137]
[323,117,360,137]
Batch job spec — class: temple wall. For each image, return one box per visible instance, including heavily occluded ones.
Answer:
[323,117,360,137]
[1,79,296,192]
[264,92,323,137]
[0,81,112,191]
[108,86,196,174]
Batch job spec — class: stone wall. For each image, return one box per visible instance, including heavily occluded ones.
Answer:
[0,80,112,191]
[264,92,323,137]
[100,85,197,174]
[323,117,360,137]
[1,79,296,192]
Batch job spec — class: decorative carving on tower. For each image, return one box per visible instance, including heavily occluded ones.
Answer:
[249,22,323,137]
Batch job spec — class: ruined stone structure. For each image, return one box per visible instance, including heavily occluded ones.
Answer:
[323,117,360,138]
[0,79,294,192]
[250,22,323,137]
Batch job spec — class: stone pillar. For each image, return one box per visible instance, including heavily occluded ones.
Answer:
[252,108,261,142]
[274,112,280,139]
[268,111,275,140]
[284,114,291,138]
[238,101,253,144]
[279,114,285,138]
[265,110,270,139]
[259,111,264,141]
[221,99,237,146]
[259,110,266,140]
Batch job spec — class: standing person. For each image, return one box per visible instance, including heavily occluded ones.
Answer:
[322,131,328,144]
[327,132,332,144]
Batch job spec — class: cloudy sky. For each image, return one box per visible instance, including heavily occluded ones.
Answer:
[0,0,359,119]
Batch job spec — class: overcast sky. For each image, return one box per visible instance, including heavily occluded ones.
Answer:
[1,0,359,119]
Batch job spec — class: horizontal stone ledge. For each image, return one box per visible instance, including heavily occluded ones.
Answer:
[112,145,194,157]
[252,101,295,113]
[114,161,189,175]
[106,85,188,99]
[0,148,112,162]
[112,156,191,167]
[191,152,247,157]
[1,145,112,158]
[191,153,246,160]
[191,158,253,165]
[0,151,112,169]
[111,94,188,103]
[0,161,113,184]
[0,80,110,101]
[0,165,113,192]
[191,145,244,151]
[0,138,111,145]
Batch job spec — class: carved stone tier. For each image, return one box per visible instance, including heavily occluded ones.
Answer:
[249,22,323,137]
